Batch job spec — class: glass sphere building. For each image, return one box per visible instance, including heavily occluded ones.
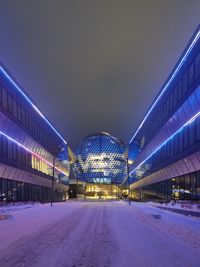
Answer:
[74,132,127,184]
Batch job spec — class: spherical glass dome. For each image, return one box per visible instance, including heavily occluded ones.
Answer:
[73,132,126,184]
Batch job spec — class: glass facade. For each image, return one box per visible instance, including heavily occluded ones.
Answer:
[129,27,200,200]
[0,178,65,202]
[133,171,200,201]
[0,63,70,202]
[74,132,126,184]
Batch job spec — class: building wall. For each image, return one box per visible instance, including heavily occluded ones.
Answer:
[129,27,200,200]
[0,64,69,202]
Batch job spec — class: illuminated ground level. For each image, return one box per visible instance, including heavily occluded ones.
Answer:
[0,201,199,267]
[69,181,128,199]
[85,183,126,199]
[130,173,200,201]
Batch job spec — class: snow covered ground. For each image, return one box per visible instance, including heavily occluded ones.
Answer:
[0,200,200,267]
[146,200,200,212]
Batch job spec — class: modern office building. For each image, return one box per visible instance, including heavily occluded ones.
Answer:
[0,63,72,202]
[73,132,126,197]
[128,26,200,200]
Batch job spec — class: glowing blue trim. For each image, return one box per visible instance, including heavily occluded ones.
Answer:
[0,67,67,145]
[0,131,69,176]
[129,30,200,143]
[123,109,200,184]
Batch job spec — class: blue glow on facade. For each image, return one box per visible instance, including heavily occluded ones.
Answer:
[129,29,200,143]
[0,130,68,177]
[0,66,67,145]
[74,132,126,184]
[126,109,200,182]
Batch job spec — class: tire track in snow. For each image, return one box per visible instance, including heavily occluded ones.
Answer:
[54,203,118,267]
[0,206,86,267]
[0,203,118,267]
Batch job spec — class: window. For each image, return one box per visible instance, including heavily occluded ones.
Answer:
[177,79,183,102]
[2,88,7,109]
[169,93,173,111]
[178,131,183,152]
[17,104,22,122]
[12,143,18,161]
[18,147,22,163]
[21,150,26,165]
[8,141,12,159]
[173,86,178,108]
[25,113,30,130]
[1,136,8,157]
[189,121,195,146]
[162,104,166,122]
[2,179,7,201]
[170,139,174,156]
[166,98,169,116]
[174,134,179,154]
[13,99,17,118]
[183,127,189,148]
[195,51,200,80]
[0,87,2,104]
[196,116,200,141]
[182,71,188,95]
[7,94,13,114]
[188,62,194,87]
[21,108,26,126]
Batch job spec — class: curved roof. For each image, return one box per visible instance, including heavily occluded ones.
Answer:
[84,131,125,146]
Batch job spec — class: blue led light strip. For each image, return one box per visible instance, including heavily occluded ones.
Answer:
[0,67,67,145]
[122,109,200,184]
[0,131,69,177]
[129,29,200,143]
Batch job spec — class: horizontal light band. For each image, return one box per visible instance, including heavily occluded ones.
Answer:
[0,131,68,176]
[0,67,67,145]
[124,109,200,184]
[129,29,200,143]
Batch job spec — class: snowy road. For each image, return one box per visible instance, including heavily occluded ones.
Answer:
[0,201,200,267]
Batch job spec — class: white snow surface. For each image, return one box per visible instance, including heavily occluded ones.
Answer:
[0,200,200,267]
[146,200,200,212]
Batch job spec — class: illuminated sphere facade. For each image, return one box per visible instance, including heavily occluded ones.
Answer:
[74,132,126,184]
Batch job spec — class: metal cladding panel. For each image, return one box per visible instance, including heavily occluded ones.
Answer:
[184,158,194,172]
[130,150,200,190]
[192,154,200,169]
[168,165,175,179]
[130,85,200,174]
[0,111,53,163]
[174,161,183,175]
[182,159,190,173]
[0,65,67,146]
[0,162,68,191]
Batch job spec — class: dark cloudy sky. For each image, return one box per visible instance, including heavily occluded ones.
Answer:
[0,1,200,149]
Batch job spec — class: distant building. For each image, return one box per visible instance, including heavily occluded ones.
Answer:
[128,26,200,200]
[0,63,72,202]
[74,132,126,185]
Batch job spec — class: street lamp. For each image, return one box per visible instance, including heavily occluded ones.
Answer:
[50,145,65,207]
[127,158,133,205]
[76,172,78,201]
[51,155,56,207]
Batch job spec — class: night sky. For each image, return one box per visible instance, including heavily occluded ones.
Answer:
[0,1,200,149]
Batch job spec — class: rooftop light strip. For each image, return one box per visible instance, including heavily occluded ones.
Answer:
[129,29,200,143]
[122,109,200,184]
[0,67,67,144]
[0,131,68,176]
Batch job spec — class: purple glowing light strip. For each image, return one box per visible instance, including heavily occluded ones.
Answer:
[0,67,67,145]
[129,29,200,144]
[0,131,68,176]
[122,109,200,184]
